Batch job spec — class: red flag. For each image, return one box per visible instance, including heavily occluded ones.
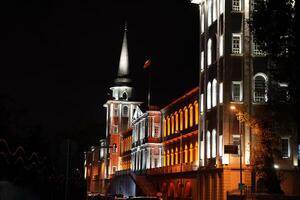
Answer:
[143,59,151,69]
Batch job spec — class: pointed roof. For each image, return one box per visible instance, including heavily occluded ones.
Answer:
[114,23,131,86]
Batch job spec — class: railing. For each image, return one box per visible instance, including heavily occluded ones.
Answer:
[145,163,198,175]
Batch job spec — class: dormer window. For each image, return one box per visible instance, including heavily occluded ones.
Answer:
[122,92,128,100]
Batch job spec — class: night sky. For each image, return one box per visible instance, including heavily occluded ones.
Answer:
[0,0,199,152]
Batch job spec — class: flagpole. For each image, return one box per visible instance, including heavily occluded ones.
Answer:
[147,65,151,109]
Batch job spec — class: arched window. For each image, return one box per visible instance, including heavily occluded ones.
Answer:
[253,73,268,103]
[179,110,183,131]
[167,117,170,136]
[207,131,211,159]
[212,79,217,107]
[195,142,198,161]
[207,82,212,109]
[175,112,179,132]
[194,102,199,125]
[175,147,178,165]
[212,129,217,158]
[184,107,188,129]
[171,149,174,165]
[171,115,174,134]
[123,106,129,116]
[189,104,194,127]
[189,143,194,163]
[184,145,188,163]
[163,119,166,137]
[207,39,212,66]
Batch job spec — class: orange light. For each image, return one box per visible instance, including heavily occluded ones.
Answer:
[230,105,236,111]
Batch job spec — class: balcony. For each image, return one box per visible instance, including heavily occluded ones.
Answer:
[145,162,198,175]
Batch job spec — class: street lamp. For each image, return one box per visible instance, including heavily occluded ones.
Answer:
[230,105,243,199]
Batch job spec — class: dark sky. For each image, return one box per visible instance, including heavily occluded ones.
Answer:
[0,0,199,148]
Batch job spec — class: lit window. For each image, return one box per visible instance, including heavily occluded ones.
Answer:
[281,138,290,158]
[201,51,204,71]
[200,140,204,161]
[175,112,179,132]
[175,148,178,165]
[200,94,204,113]
[219,135,223,157]
[219,82,223,103]
[195,142,198,161]
[113,107,119,117]
[208,0,212,26]
[171,149,174,165]
[219,35,224,57]
[167,150,170,166]
[252,41,265,56]
[194,102,199,125]
[171,115,174,134]
[207,82,211,109]
[180,110,183,131]
[212,129,216,158]
[232,135,240,155]
[167,117,170,136]
[232,34,242,54]
[213,0,217,21]
[163,119,166,137]
[122,106,129,116]
[189,143,194,162]
[232,0,241,11]
[253,73,268,103]
[201,11,204,33]
[232,81,243,102]
[207,131,211,159]
[219,0,224,14]
[154,125,160,138]
[185,145,188,163]
[207,39,212,65]
[189,105,194,127]
[184,107,188,129]
[212,79,217,107]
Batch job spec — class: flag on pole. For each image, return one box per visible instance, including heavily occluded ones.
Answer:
[143,59,151,69]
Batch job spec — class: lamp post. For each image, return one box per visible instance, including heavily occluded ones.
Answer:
[230,105,243,199]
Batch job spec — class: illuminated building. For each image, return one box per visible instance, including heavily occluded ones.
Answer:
[103,24,142,178]
[120,128,132,171]
[192,0,299,199]
[131,106,162,171]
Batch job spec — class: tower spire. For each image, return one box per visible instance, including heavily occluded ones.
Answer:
[115,22,131,85]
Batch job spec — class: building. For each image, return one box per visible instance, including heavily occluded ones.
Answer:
[103,24,142,179]
[131,106,162,172]
[120,128,132,171]
[191,0,299,199]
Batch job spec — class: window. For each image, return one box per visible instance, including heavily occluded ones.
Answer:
[219,82,223,103]
[112,166,117,174]
[207,82,211,109]
[219,0,224,14]
[213,0,217,21]
[171,115,174,134]
[175,112,179,131]
[189,143,194,162]
[194,102,199,125]
[113,107,119,117]
[112,143,117,153]
[281,138,290,158]
[185,145,188,163]
[200,140,204,161]
[189,105,194,127]
[212,79,217,107]
[179,110,183,131]
[232,135,240,155]
[252,41,265,56]
[113,125,118,134]
[167,117,170,136]
[232,81,243,102]
[253,73,268,103]
[219,135,223,157]
[212,129,217,158]
[122,106,129,116]
[208,0,212,26]
[154,125,160,138]
[184,107,188,129]
[207,39,212,65]
[163,119,166,137]
[207,131,211,159]
[171,149,174,165]
[232,0,241,11]
[200,94,204,113]
[232,34,242,54]
[219,35,224,57]
[201,7,204,33]
[201,51,204,71]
